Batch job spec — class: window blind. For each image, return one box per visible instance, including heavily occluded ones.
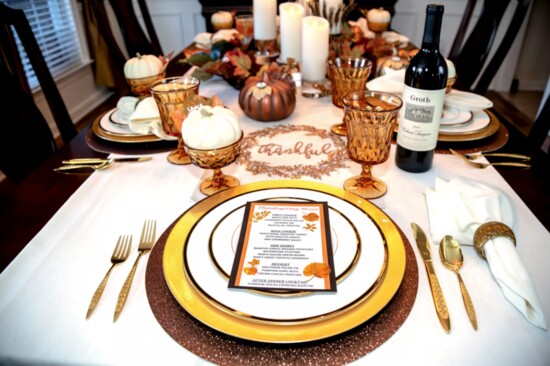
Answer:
[2,0,83,89]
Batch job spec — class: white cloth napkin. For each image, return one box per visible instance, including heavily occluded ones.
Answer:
[116,96,139,122]
[129,97,177,140]
[445,89,493,111]
[425,176,547,330]
[367,68,405,94]
[366,70,493,112]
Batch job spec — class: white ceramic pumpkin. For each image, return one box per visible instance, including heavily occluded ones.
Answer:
[181,106,242,149]
[211,11,233,30]
[367,8,391,32]
[123,53,164,79]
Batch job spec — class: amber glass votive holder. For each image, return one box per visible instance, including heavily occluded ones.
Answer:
[126,71,166,96]
[183,133,244,196]
[327,57,373,136]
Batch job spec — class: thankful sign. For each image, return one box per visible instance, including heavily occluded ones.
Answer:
[237,125,349,179]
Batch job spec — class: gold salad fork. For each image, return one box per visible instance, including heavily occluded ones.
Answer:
[449,149,531,169]
[86,235,132,319]
[114,220,156,322]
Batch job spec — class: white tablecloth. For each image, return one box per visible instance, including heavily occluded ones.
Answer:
[1,78,549,365]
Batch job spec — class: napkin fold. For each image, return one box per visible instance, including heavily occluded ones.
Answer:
[129,97,177,140]
[366,70,494,112]
[425,176,547,330]
[445,89,493,111]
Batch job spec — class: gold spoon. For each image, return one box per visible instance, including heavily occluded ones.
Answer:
[439,235,478,330]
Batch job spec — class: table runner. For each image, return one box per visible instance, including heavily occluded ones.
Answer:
[145,216,418,365]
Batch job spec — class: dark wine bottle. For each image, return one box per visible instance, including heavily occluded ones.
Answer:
[395,4,447,173]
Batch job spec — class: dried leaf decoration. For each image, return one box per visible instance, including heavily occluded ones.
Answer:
[247,82,272,100]
[304,223,317,232]
[251,210,271,222]
[227,49,252,78]
[303,262,331,281]
[303,212,320,222]
[243,258,260,275]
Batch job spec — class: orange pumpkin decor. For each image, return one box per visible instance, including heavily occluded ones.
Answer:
[238,71,296,122]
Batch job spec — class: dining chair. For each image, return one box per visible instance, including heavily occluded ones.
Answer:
[0,2,77,145]
[0,3,76,183]
[447,0,532,96]
[80,0,164,96]
[107,0,163,57]
[527,94,550,175]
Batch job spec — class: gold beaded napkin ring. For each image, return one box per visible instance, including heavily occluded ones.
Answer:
[473,221,516,259]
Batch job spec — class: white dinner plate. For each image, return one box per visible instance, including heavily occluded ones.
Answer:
[99,109,138,136]
[108,109,130,126]
[439,110,491,135]
[194,190,381,322]
[209,200,361,287]
[440,107,472,126]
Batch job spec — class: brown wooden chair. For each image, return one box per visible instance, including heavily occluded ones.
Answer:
[80,0,164,95]
[448,0,532,95]
[0,2,77,145]
[0,3,77,183]
[107,0,163,58]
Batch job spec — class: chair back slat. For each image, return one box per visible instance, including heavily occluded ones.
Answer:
[449,0,532,95]
[0,3,77,145]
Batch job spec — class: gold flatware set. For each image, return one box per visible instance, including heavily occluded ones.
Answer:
[412,223,478,333]
[55,157,152,173]
[86,220,156,322]
[449,148,531,169]
[114,220,156,322]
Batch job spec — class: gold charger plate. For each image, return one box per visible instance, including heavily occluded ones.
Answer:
[163,180,406,343]
[92,109,162,143]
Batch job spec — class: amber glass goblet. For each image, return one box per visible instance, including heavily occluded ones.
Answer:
[327,57,372,136]
[342,91,402,199]
[126,71,166,96]
[235,14,254,50]
[150,77,200,165]
[183,133,244,196]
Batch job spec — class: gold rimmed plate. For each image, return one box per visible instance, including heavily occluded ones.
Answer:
[437,110,499,142]
[201,194,369,319]
[163,180,406,343]
[208,198,361,296]
[92,109,162,143]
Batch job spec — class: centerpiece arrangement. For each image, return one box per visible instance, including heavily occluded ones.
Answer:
[181,0,412,91]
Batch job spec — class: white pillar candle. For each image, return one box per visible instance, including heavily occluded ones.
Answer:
[279,3,304,62]
[321,0,343,34]
[301,16,329,82]
[253,0,277,40]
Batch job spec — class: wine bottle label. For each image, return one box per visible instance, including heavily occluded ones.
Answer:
[396,85,446,151]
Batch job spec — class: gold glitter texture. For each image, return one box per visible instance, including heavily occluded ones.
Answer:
[473,221,516,259]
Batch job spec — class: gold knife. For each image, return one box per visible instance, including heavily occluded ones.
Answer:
[62,157,152,164]
[411,222,451,333]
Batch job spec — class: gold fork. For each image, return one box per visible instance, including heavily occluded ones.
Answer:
[86,235,132,319]
[114,220,156,322]
[449,149,531,169]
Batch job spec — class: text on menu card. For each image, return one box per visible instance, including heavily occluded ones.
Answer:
[228,201,336,292]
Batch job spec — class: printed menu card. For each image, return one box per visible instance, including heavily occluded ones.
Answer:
[229,201,336,292]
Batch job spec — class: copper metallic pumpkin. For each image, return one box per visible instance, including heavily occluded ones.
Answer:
[239,71,296,122]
